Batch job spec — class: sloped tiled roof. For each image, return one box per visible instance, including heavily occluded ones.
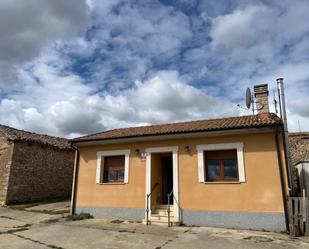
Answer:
[0,125,72,150]
[72,113,282,143]
[289,132,309,165]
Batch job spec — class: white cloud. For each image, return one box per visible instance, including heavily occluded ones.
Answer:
[0,66,238,137]
[0,0,90,87]
[0,0,309,138]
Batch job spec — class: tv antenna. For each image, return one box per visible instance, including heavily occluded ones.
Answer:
[273,90,278,115]
[237,86,263,115]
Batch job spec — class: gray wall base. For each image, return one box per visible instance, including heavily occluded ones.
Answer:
[76,206,286,232]
[76,206,144,220]
[182,209,286,232]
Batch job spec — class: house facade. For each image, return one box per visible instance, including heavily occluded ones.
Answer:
[71,85,289,232]
[0,125,74,205]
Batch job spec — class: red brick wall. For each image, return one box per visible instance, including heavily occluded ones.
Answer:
[6,141,75,204]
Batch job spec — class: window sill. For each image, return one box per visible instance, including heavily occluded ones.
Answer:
[98,182,126,185]
[203,181,241,184]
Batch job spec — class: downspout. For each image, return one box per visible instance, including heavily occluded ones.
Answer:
[275,125,289,232]
[70,143,80,215]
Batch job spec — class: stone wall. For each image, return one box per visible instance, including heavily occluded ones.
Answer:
[289,133,309,166]
[6,141,75,204]
[0,138,13,205]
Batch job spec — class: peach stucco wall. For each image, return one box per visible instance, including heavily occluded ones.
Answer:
[75,131,287,213]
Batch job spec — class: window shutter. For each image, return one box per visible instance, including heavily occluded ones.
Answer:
[96,156,103,184]
[197,149,205,182]
[124,153,130,183]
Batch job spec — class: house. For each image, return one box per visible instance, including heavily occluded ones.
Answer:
[289,132,309,166]
[289,132,309,196]
[71,84,289,232]
[0,125,74,205]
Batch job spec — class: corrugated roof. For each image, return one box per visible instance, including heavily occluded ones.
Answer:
[72,113,282,143]
[0,124,72,150]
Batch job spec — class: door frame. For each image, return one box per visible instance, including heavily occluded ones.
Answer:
[145,146,179,221]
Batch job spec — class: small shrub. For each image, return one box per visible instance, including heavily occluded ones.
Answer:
[66,212,93,221]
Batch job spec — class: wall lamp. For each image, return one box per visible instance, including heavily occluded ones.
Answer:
[184,145,191,153]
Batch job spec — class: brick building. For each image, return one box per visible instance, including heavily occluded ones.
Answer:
[289,132,309,166]
[0,125,74,205]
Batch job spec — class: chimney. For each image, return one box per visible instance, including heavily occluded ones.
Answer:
[254,84,269,113]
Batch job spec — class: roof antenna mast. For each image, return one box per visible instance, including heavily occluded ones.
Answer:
[273,90,279,115]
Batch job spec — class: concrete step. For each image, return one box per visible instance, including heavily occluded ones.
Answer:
[149,216,176,222]
[151,210,174,216]
[155,204,172,209]
[151,213,174,218]
[142,218,180,226]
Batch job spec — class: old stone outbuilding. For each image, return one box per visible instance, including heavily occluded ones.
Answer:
[289,132,309,166]
[289,132,309,195]
[0,125,74,205]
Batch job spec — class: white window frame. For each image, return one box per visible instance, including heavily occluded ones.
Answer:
[196,143,245,183]
[96,149,130,184]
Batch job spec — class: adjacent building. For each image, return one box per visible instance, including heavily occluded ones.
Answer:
[71,84,289,232]
[289,132,309,196]
[0,125,74,205]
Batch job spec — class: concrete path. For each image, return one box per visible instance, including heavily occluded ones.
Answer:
[0,202,309,249]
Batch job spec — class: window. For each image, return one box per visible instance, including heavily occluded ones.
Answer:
[96,149,130,184]
[103,156,125,183]
[204,150,238,181]
[196,143,245,183]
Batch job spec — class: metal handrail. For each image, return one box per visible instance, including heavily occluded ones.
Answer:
[167,189,173,227]
[146,182,159,225]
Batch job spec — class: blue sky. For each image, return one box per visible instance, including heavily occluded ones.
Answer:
[0,0,309,137]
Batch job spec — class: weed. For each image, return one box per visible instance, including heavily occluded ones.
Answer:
[66,212,93,221]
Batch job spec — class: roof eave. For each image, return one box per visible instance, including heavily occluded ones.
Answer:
[72,124,279,147]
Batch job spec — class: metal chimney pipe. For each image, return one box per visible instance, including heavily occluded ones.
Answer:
[276,78,292,189]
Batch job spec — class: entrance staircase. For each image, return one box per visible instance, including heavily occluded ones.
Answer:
[143,204,179,226]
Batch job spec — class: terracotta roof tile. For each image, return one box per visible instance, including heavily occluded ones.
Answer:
[0,124,72,150]
[73,113,282,142]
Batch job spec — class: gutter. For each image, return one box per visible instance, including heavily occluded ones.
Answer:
[70,143,80,215]
[275,125,290,232]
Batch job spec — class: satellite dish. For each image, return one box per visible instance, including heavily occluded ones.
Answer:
[246,88,252,109]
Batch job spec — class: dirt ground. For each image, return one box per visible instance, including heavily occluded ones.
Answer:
[0,201,308,249]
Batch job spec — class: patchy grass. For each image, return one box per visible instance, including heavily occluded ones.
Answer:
[47,245,64,249]
[243,236,274,243]
[0,224,31,235]
[66,212,93,221]
[7,198,70,211]
[110,219,124,224]
[0,215,15,220]
[8,203,40,210]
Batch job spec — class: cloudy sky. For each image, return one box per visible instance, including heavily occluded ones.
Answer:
[0,0,308,138]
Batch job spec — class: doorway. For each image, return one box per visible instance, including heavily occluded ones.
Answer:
[161,156,173,204]
[145,146,179,221]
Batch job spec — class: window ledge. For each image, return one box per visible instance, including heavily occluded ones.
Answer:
[203,181,241,184]
[98,182,126,185]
